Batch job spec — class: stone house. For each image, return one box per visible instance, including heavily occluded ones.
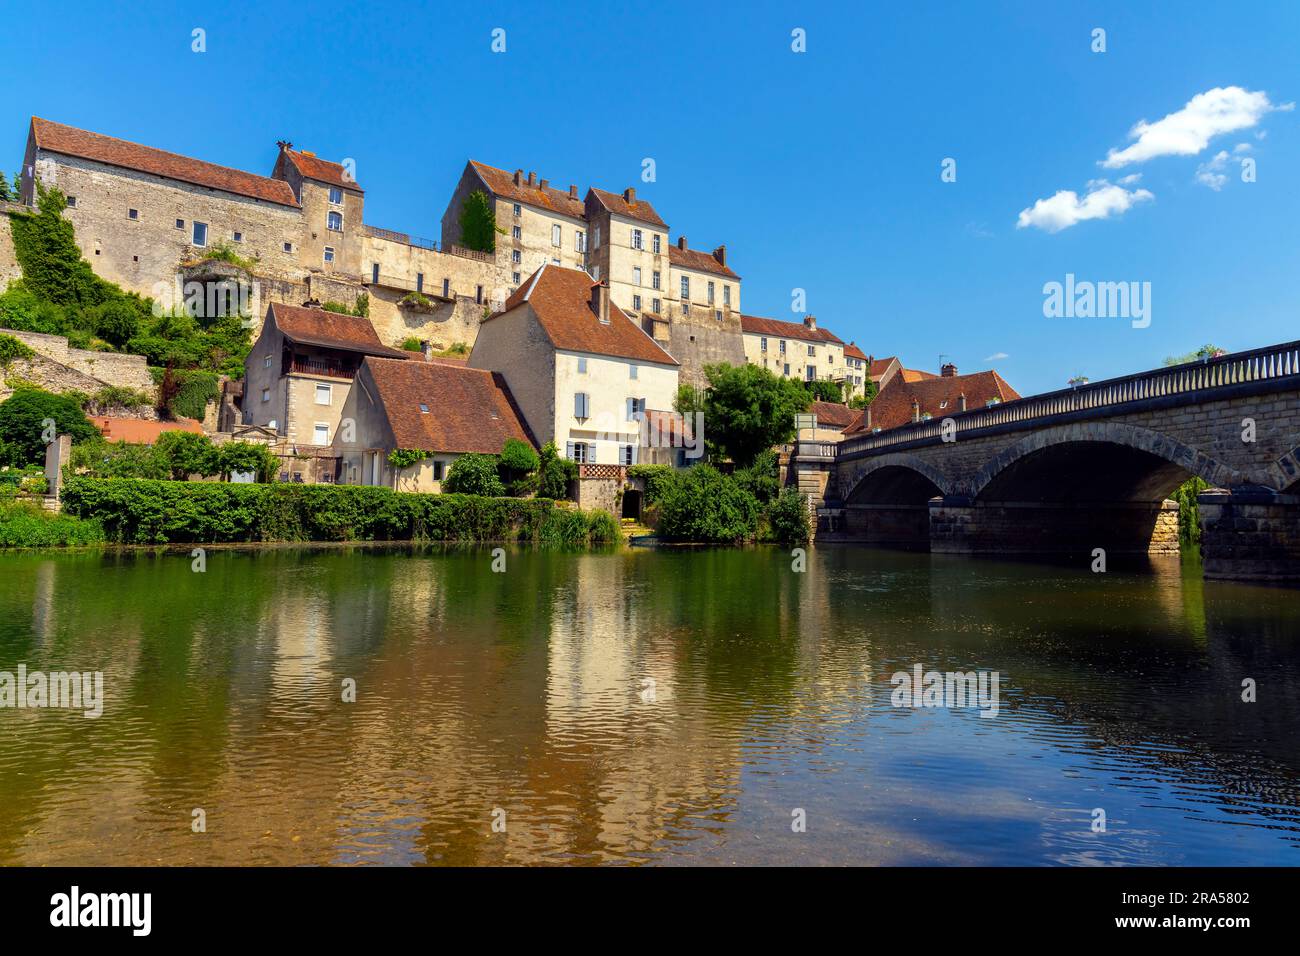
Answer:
[333,356,534,492]
[241,302,411,453]
[741,313,860,397]
[468,264,679,468]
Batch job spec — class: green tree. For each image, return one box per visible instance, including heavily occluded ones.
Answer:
[537,441,576,499]
[688,362,810,467]
[0,388,99,465]
[767,487,811,544]
[804,379,843,403]
[848,378,879,409]
[154,430,219,480]
[90,299,142,349]
[656,464,761,543]
[458,189,498,253]
[217,441,278,482]
[444,452,505,496]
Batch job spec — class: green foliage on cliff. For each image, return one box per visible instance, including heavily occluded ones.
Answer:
[0,332,34,367]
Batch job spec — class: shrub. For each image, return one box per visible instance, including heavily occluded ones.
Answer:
[58,477,616,546]
[154,430,220,479]
[766,487,810,545]
[537,441,576,499]
[500,437,540,474]
[1173,476,1210,545]
[734,448,780,504]
[87,385,153,412]
[0,332,35,367]
[0,388,99,465]
[400,337,423,352]
[150,367,219,420]
[627,463,674,504]
[67,437,171,480]
[89,299,142,349]
[216,441,279,481]
[0,496,103,548]
[443,452,504,496]
[656,464,761,543]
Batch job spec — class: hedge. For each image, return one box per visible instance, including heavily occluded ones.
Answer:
[59,477,619,546]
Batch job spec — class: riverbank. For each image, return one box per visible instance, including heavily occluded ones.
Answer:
[1,477,619,548]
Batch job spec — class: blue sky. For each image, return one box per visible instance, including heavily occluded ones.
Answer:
[2,0,1297,396]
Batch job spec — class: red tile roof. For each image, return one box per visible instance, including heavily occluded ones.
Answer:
[844,343,868,361]
[269,303,410,358]
[282,148,362,192]
[30,117,299,207]
[92,416,204,444]
[869,356,899,378]
[668,243,740,279]
[846,370,1022,433]
[469,161,586,219]
[900,368,939,383]
[492,265,678,366]
[587,186,668,228]
[808,401,858,430]
[360,357,535,454]
[740,314,844,345]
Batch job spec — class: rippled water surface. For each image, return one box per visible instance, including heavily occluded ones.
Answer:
[1,544,1298,865]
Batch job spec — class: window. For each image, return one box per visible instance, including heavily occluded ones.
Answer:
[680,301,689,316]
[192,221,208,246]
[512,225,522,240]
[632,228,643,250]
[779,340,787,354]
[652,270,661,290]
[263,354,272,368]
[652,297,660,314]
[629,365,639,380]
[175,219,184,230]
[315,384,332,405]
[475,285,483,304]
[284,241,293,253]
[432,460,445,481]
[419,403,429,413]
[511,249,521,264]
[313,423,329,444]
[232,231,243,243]
[715,310,722,322]
[574,392,590,419]
[513,203,522,217]
[416,273,424,292]
[329,187,343,204]
[577,357,588,374]
[324,246,335,263]
[620,444,636,466]
[552,224,561,247]
[594,226,601,247]
[591,265,600,281]
[653,233,661,254]
[806,366,816,381]
[575,230,585,252]
[761,337,768,352]
[128,208,139,220]
[512,272,521,284]
[65,196,76,208]
[708,282,715,304]
[327,211,343,231]
[680,276,690,300]
[552,258,560,266]
[723,286,731,306]
[632,294,642,310]
[261,388,270,402]
[372,263,380,283]
[442,278,450,297]
[633,267,642,286]
[939,400,948,409]
[568,441,588,464]
[627,397,646,420]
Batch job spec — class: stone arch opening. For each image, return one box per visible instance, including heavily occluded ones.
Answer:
[840,456,948,549]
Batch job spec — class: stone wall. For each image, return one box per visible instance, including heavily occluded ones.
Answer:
[1199,488,1300,583]
[0,326,154,397]
[929,499,1180,556]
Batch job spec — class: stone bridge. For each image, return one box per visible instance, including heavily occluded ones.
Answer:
[799,340,1300,585]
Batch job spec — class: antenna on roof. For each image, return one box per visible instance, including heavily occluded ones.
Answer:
[276,140,294,152]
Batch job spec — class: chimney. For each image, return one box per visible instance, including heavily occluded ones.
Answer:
[275,140,294,153]
[591,281,610,324]
[421,340,433,361]
[677,236,687,250]
[958,392,967,412]
[624,187,636,204]
[911,398,921,423]
[713,244,726,267]
[302,299,322,310]
[527,171,536,187]
[804,314,817,330]
[513,169,523,186]
[569,184,578,199]
[941,362,957,377]
[539,178,549,190]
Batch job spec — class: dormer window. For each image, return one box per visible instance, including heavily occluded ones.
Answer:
[419,403,429,413]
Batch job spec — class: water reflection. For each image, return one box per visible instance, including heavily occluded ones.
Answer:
[0,544,1297,865]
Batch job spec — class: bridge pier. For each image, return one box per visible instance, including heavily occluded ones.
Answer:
[840,503,931,549]
[1198,486,1300,585]
[928,496,1180,556]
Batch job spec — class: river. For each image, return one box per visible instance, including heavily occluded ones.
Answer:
[1,544,1297,865]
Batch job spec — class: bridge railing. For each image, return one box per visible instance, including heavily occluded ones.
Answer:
[838,339,1300,458]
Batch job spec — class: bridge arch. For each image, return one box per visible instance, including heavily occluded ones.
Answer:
[1269,446,1300,494]
[843,453,953,505]
[967,422,1240,502]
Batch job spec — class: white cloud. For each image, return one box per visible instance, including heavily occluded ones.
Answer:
[1101,86,1292,169]
[1117,173,1143,185]
[1016,181,1154,233]
[984,352,1008,362]
[964,221,994,239]
[1195,150,1231,191]
[1233,142,1253,154]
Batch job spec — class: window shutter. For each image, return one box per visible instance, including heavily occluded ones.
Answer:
[587,443,596,464]
[565,441,574,460]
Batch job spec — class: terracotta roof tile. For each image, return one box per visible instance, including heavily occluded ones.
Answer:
[900,368,939,383]
[587,186,668,228]
[668,243,740,279]
[269,303,410,358]
[489,265,678,366]
[360,357,535,454]
[283,148,362,192]
[844,343,868,361]
[470,161,586,219]
[31,117,299,207]
[740,314,844,345]
[847,370,1022,433]
[808,401,857,430]
[869,356,899,377]
[92,416,204,444]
